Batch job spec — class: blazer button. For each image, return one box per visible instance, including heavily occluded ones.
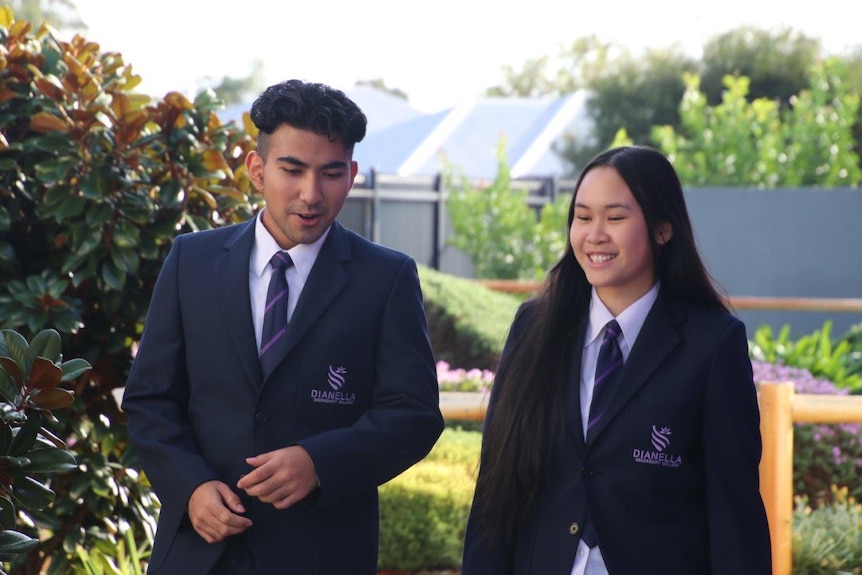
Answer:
[581,466,594,477]
[569,522,580,535]
[255,412,268,424]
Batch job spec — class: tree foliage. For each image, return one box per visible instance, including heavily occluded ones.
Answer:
[700,26,821,107]
[0,10,259,573]
[652,59,861,188]
[444,139,569,280]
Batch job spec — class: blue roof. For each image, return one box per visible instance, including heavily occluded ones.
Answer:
[217,87,592,180]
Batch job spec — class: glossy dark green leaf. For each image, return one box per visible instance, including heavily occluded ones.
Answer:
[20,447,77,474]
[0,330,28,370]
[0,495,16,530]
[10,475,55,511]
[0,369,17,405]
[110,245,139,275]
[100,259,125,291]
[0,529,39,554]
[60,358,91,382]
[26,329,61,366]
[55,195,87,220]
[9,412,42,457]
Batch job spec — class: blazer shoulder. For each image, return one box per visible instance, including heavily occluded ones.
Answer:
[340,224,414,266]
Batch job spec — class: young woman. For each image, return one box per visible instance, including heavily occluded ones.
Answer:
[461,146,771,574]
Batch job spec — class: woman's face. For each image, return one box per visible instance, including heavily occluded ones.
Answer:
[570,166,660,315]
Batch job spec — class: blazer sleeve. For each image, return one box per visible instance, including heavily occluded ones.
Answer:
[703,317,772,573]
[122,236,219,517]
[298,257,444,506]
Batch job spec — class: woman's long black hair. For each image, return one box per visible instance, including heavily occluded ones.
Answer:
[472,145,728,542]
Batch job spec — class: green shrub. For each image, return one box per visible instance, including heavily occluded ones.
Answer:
[419,265,519,371]
[749,321,862,392]
[0,328,90,572]
[0,13,256,574]
[443,138,570,281]
[792,486,862,574]
[378,428,480,572]
[841,321,862,379]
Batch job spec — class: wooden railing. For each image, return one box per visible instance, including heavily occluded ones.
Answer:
[439,384,862,575]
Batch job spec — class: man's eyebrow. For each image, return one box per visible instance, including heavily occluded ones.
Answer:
[274,156,348,170]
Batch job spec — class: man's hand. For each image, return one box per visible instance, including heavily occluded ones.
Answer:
[187,480,253,543]
[237,445,318,510]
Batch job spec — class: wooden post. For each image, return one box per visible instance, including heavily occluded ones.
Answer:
[758,382,794,575]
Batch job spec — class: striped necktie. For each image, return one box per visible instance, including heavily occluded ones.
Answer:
[260,251,293,378]
[582,319,623,548]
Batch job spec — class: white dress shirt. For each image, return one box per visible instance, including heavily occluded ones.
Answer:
[570,283,660,575]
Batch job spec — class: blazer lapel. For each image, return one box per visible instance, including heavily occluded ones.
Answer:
[261,222,351,384]
[587,294,685,442]
[214,220,263,388]
[566,327,588,446]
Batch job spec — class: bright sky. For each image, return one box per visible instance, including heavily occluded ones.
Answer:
[71,0,860,113]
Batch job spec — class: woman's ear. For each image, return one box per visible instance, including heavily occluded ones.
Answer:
[656,222,673,245]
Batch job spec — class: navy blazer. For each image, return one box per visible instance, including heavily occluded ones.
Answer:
[462,292,771,574]
[123,220,444,574]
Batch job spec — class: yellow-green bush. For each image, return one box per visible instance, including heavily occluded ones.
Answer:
[792,485,862,574]
[378,428,480,571]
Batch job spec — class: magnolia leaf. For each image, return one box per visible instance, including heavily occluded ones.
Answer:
[30,112,69,134]
[0,358,21,388]
[0,330,28,371]
[29,388,74,411]
[20,447,77,474]
[60,358,91,382]
[10,475,55,511]
[28,357,62,390]
[0,495,15,530]
[9,412,41,457]
[0,528,39,554]
[27,330,62,366]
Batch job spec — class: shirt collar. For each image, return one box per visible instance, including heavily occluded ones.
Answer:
[585,283,660,347]
[252,209,329,282]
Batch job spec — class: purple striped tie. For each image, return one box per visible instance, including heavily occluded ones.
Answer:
[260,251,293,377]
[582,319,623,548]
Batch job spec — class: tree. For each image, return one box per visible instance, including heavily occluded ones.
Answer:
[700,26,821,107]
[205,59,265,106]
[0,11,258,573]
[559,46,696,172]
[651,59,861,187]
[486,35,611,98]
[444,139,569,280]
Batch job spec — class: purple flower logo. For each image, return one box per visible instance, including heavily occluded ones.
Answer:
[651,426,672,452]
[328,366,347,391]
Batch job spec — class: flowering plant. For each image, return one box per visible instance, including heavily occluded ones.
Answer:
[753,360,862,506]
[436,361,494,392]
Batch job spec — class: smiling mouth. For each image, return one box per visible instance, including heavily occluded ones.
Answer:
[589,254,617,263]
[297,213,321,220]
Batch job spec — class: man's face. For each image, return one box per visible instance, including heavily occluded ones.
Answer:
[246,124,358,249]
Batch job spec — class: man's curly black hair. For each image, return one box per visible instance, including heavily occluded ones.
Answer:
[250,79,367,157]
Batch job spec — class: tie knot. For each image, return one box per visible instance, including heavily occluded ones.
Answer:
[604,319,621,340]
[270,251,293,271]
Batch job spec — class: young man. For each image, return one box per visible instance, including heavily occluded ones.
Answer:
[123,80,444,574]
